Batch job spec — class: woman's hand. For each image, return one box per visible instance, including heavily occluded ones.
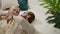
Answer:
[6,15,13,24]
[0,13,2,20]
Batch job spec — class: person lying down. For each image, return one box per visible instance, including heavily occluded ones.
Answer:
[0,6,35,34]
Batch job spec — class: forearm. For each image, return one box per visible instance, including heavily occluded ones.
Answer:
[13,16,34,34]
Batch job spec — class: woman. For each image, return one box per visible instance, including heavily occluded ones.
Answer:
[0,6,20,34]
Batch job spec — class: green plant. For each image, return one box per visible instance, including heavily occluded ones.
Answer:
[40,0,60,29]
[0,1,1,8]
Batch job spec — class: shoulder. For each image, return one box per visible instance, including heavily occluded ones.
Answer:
[13,16,26,23]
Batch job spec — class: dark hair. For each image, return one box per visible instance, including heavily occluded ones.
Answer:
[28,12,35,23]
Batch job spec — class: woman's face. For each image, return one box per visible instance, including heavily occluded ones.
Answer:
[9,6,20,16]
[12,8,20,15]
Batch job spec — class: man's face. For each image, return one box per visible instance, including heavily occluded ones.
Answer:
[22,12,28,17]
[21,12,30,19]
[9,6,20,16]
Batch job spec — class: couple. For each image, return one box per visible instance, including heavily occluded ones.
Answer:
[0,6,35,34]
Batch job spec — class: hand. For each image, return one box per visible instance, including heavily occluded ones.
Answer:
[6,15,13,24]
[0,13,2,20]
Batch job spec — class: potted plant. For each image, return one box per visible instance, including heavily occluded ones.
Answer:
[40,0,60,29]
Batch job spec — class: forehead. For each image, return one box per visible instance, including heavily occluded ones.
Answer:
[13,7,19,10]
[23,12,28,14]
[9,7,20,13]
[10,6,20,10]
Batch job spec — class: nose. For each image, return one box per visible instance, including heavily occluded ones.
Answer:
[14,11,17,14]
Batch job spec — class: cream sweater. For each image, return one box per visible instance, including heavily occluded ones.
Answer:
[5,16,35,34]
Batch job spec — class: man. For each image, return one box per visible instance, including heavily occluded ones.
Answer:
[5,11,35,34]
[21,12,35,23]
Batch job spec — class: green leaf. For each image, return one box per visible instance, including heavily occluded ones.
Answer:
[45,10,50,14]
[54,22,60,29]
[57,0,60,5]
[46,16,55,20]
[47,19,55,24]
[43,6,49,8]
[39,0,60,29]
[44,0,52,3]
[53,0,56,6]
[40,3,47,6]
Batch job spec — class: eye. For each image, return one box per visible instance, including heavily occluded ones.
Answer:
[24,12,26,14]
[16,11,19,13]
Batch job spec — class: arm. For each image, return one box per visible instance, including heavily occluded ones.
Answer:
[0,11,8,16]
[0,11,8,19]
[13,16,35,34]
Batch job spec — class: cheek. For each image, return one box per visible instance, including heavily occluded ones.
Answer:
[12,11,16,14]
[23,14,27,16]
[9,10,14,14]
[12,11,19,15]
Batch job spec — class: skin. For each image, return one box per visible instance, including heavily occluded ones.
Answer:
[6,6,20,24]
[21,12,31,20]
[0,6,30,24]
[0,13,2,20]
[8,6,20,16]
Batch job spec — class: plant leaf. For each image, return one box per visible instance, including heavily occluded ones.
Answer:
[40,3,47,6]
[46,16,55,20]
